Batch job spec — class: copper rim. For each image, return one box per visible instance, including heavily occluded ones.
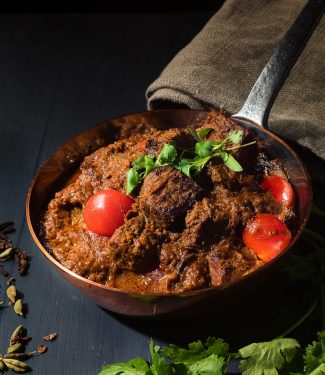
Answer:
[25,109,313,301]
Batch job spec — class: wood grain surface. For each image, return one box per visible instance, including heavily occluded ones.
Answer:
[0,12,214,374]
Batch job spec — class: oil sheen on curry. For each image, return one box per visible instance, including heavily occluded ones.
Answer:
[43,110,295,294]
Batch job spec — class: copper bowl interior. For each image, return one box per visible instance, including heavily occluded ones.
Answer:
[26,109,312,317]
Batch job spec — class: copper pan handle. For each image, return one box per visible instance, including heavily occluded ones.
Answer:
[232,0,325,128]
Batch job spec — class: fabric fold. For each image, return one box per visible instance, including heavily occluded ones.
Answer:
[146,0,325,176]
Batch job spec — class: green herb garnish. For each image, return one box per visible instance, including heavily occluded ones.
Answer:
[98,331,325,375]
[99,337,231,375]
[126,128,255,194]
[239,338,300,375]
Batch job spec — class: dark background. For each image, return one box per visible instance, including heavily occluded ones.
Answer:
[0,5,322,375]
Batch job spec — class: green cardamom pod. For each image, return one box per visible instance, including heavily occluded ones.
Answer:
[2,358,30,372]
[7,342,22,354]
[0,247,13,261]
[0,359,5,370]
[14,299,24,316]
[10,325,24,345]
[4,353,34,359]
[6,285,17,303]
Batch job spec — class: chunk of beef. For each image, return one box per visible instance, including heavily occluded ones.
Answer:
[139,167,203,223]
[144,128,195,157]
[78,134,144,197]
[108,214,167,275]
[254,151,288,178]
[159,242,209,292]
[181,184,288,251]
[207,242,262,286]
[198,110,258,169]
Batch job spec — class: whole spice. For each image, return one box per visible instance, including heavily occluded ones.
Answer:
[2,358,30,373]
[37,344,47,354]
[0,221,30,276]
[13,299,24,316]
[10,325,24,345]
[0,222,55,373]
[0,248,13,261]
[7,343,22,354]
[14,248,29,276]
[6,285,16,304]
[43,332,58,341]
[3,353,34,360]
[6,277,15,286]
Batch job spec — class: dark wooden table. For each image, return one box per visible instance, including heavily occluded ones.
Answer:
[0,12,323,375]
[0,11,216,375]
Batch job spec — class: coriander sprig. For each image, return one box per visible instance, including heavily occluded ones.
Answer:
[126,128,256,195]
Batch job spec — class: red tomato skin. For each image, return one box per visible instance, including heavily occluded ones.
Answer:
[138,139,147,152]
[260,175,294,207]
[83,190,133,236]
[243,213,291,262]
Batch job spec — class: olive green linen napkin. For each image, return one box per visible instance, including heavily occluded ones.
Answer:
[146,0,325,180]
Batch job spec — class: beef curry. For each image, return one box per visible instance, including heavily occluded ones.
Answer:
[43,110,294,294]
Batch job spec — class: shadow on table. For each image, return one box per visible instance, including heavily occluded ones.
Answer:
[107,267,319,350]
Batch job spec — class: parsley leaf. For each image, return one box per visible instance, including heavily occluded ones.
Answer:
[198,128,213,140]
[195,141,214,158]
[160,337,230,375]
[145,155,155,175]
[187,354,227,375]
[228,130,244,145]
[132,155,147,171]
[220,152,243,172]
[125,128,254,195]
[161,337,229,365]
[98,357,152,375]
[307,362,325,375]
[239,338,300,375]
[189,128,200,142]
[304,331,325,374]
[149,340,175,375]
[177,158,192,178]
[126,168,140,195]
[155,144,177,166]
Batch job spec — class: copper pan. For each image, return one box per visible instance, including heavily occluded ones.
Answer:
[26,0,322,317]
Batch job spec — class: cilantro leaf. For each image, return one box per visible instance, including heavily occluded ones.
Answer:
[132,156,146,170]
[189,128,200,142]
[149,340,175,375]
[177,159,192,178]
[126,168,140,195]
[228,130,244,144]
[195,141,214,158]
[144,155,155,175]
[198,128,213,140]
[220,152,243,172]
[308,362,325,375]
[161,337,229,367]
[191,155,212,173]
[239,338,300,375]
[155,144,177,166]
[187,354,227,375]
[125,128,255,195]
[304,331,325,374]
[98,357,152,375]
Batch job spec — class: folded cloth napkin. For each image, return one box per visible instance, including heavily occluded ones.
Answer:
[146,0,325,180]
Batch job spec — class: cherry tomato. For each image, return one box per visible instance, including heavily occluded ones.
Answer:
[260,175,294,207]
[243,213,291,262]
[83,190,133,236]
[138,139,147,152]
